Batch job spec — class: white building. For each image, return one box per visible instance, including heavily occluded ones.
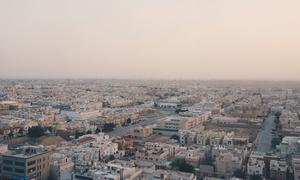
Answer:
[247,152,265,177]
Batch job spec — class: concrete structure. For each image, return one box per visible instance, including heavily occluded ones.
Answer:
[50,153,74,180]
[155,116,200,135]
[136,142,180,164]
[73,160,142,180]
[0,146,51,180]
[270,160,287,180]
[131,126,153,139]
[247,153,265,177]
[142,169,196,180]
[293,157,300,180]
[215,151,242,177]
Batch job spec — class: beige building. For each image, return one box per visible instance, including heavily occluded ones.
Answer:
[176,149,205,167]
[50,153,74,180]
[131,126,153,139]
[0,101,19,110]
[136,149,169,163]
[196,130,226,146]
[215,152,242,177]
[155,116,200,135]
[136,142,180,163]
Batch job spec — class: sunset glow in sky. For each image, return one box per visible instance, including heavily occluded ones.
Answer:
[1,0,300,80]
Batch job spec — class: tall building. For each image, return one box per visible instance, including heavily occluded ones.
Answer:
[293,157,300,180]
[0,146,51,180]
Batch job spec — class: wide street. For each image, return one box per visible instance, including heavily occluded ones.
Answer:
[254,113,276,153]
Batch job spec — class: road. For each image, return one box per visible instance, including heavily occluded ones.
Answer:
[254,113,276,153]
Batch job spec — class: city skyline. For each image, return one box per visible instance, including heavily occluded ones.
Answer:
[1,0,300,80]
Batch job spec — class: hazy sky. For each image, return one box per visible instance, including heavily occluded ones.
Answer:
[1,0,300,80]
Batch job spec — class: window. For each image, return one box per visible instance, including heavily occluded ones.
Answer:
[3,160,13,165]
[27,160,36,166]
[28,167,36,173]
[15,161,25,166]
[3,166,13,172]
[15,168,25,173]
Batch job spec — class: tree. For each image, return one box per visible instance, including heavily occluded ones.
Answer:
[233,169,246,179]
[8,131,14,139]
[175,109,181,114]
[175,109,187,114]
[102,123,116,132]
[126,118,132,124]
[200,155,213,165]
[271,137,281,149]
[108,155,115,161]
[275,112,282,119]
[27,126,45,138]
[95,128,101,134]
[171,159,194,173]
[86,130,92,134]
[47,127,53,132]
[18,128,24,135]
[274,118,280,125]
[75,131,85,139]
[249,175,262,180]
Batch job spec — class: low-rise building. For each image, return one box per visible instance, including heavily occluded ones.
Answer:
[154,116,200,135]
[142,169,196,180]
[215,151,243,177]
[247,152,265,177]
[270,160,288,180]
[50,153,74,180]
[131,126,153,139]
[293,157,300,180]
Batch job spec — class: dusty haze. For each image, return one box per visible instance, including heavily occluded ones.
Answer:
[0,0,300,80]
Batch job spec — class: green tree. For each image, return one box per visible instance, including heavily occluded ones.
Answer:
[108,155,115,161]
[271,137,281,148]
[274,118,280,125]
[250,175,262,180]
[275,112,281,119]
[126,118,132,124]
[95,128,101,134]
[75,130,85,139]
[18,128,24,135]
[200,155,213,165]
[8,131,14,139]
[102,123,116,132]
[233,169,246,179]
[171,159,194,173]
[27,126,45,138]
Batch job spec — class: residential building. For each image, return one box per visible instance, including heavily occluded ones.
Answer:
[0,146,51,180]
[270,160,288,180]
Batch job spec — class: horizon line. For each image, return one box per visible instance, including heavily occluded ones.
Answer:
[1,77,300,82]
